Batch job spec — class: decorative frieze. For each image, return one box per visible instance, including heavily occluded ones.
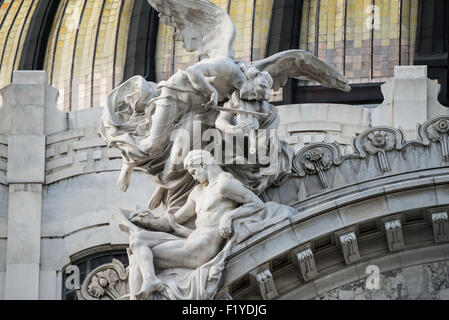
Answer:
[354,127,404,173]
[383,216,405,252]
[249,264,279,300]
[45,128,121,184]
[431,212,449,243]
[292,243,319,282]
[292,143,341,189]
[422,117,449,162]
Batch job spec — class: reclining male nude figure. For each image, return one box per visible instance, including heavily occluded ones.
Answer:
[113,150,266,300]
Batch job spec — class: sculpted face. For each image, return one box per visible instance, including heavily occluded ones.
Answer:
[187,164,208,184]
[240,81,257,101]
[240,68,273,101]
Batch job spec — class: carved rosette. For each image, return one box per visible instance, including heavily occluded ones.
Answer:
[421,116,449,162]
[76,259,129,300]
[292,143,341,189]
[354,127,404,173]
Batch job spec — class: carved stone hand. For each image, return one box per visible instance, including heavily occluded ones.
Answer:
[219,214,233,239]
[204,91,218,110]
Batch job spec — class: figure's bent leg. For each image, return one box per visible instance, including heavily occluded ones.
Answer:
[132,246,163,300]
[127,251,142,300]
[129,233,168,299]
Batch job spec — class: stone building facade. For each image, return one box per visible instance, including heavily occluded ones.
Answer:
[0,0,448,300]
[0,66,448,300]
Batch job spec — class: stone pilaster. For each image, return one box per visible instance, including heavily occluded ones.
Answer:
[372,66,449,140]
[2,71,64,300]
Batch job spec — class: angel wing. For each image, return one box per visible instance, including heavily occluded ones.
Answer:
[147,0,236,58]
[250,50,351,92]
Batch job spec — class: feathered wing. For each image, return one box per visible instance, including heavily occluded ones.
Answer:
[147,0,236,58]
[250,50,352,92]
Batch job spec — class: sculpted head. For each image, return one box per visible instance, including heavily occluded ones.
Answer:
[240,67,273,101]
[184,150,219,184]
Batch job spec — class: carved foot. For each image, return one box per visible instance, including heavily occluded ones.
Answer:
[117,166,133,193]
[135,278,164,300]
[147,187,165,210]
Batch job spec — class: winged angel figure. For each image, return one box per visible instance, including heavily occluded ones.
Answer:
[100,0,351,300]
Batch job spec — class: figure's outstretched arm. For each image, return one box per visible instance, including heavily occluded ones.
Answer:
[185,63,219,109]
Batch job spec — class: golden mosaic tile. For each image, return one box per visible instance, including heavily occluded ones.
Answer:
[43,0,134,111]
[0,0,38,89]
[299,0,418,82]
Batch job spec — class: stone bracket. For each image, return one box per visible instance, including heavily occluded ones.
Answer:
[383,215,405,252]
[431,212,449,243]
[249,264,279,300]
[292,243,319,282]
[336,228,361,264]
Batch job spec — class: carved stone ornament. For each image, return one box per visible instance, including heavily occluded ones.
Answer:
[335,228,361,265]
[249,264,279,300]
[383,216,405,252]
[354,127,404,173]
[421,116,449,162]
[431,212,449,243]
[77,259,129,300]
[292,243,319,282]
[292,143,341,189]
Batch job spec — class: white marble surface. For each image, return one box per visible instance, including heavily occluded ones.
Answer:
[316,260,449,300]
[4,264,40,300]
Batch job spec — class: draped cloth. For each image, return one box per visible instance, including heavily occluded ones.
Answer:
[99,76,159,164]
[138,202,297,300]
[223,104,295,195]
[99,75,218,217]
